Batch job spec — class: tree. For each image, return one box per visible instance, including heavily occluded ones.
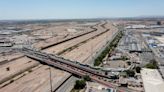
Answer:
[135,66,141,73]
[125,70,135,77]
[6,67,10,71]
[105,71,108,75]
[145,59,158,69]
[145,64,156,69]
[157,21,162,25]
[127,61,131,65]
[150,59,157,65]
[121,56,129,61]
[74,80,86,89]
[83,75,91,81]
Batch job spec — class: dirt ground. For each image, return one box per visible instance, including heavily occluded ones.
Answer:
[0,21,118,92]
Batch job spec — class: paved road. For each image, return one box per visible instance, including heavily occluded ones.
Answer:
[55,76,79,92]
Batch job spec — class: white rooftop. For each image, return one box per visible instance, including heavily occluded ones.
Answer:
[67,28,77,33]
[141,68,164,92]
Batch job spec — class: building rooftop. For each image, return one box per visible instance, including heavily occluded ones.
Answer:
[85,82,116,92]
[141,68,164,92]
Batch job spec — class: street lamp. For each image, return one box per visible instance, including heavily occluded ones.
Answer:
[49,67,53,92]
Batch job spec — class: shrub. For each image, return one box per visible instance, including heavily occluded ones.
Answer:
[145,59,158,69]
[83,75,91,81]
[135,66,141,73]
[125,70,135,77]
[74,80,86,89]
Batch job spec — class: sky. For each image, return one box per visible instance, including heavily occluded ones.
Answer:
[0,0,164,20]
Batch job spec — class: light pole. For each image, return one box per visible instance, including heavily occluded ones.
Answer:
[90,41,95,65]
[106,30,108,44]
[49,67,53,92]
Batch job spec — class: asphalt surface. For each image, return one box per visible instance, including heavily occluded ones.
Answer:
[55,76,79,92]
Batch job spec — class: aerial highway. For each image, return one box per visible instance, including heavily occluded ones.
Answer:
[20,47,135,92]
[0,21,110,92]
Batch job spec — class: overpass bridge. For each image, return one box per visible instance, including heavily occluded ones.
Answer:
[19,47,135,92]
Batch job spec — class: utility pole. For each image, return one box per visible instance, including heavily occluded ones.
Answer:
[106,30,108,44]
[49,67,53,92]
[91,43,93,60]
[90,41,95,65]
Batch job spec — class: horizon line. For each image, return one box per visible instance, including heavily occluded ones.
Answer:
[1,16,164,21]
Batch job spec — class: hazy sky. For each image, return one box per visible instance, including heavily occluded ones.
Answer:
[0,0,164,20]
